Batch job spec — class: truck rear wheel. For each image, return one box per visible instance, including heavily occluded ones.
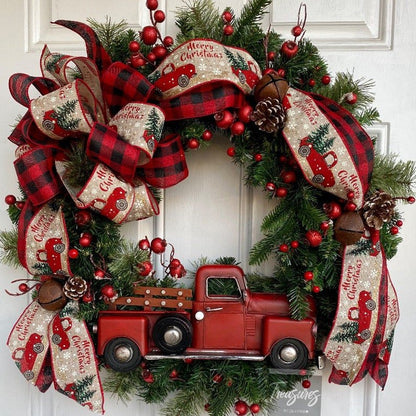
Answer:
[152,315,192,354]
[270,338,308,370]
[104,337,142,372]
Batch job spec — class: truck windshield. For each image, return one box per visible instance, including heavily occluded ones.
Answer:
[206,276,242,299]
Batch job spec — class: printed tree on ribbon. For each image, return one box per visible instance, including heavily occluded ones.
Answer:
[224,48,249,70]
[307,123,335,154]
[331,322,359,343]
[63,375,96,405]
[52,100,81,130]
[145,107,163,142]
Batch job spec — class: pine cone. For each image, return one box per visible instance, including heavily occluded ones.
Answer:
[63,276,88,300]
[251,98,286,133]
[362,191,396,229]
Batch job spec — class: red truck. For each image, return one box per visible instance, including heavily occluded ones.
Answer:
[96,265,320,372]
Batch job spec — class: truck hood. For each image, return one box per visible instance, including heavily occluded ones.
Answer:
[246,292,290,316]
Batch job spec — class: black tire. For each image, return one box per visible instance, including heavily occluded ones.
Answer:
[270,338,309,370]
[298,145,311,157]
[104,337,142,372]
[178,74,190,88]
[152,315,193,354]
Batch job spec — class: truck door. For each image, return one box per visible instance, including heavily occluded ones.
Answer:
[202,276,245,349]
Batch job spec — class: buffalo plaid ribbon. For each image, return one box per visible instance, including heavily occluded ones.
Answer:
[159,82,247,121]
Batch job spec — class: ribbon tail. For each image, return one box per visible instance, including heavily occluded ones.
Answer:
[53,20,112,72]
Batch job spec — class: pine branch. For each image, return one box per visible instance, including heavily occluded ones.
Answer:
[0,229,21,268]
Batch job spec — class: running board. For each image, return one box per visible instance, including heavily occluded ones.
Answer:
[145,353,265,361]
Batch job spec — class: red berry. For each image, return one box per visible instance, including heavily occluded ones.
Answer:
[345,201,357,211]
[322,74,331,85]
[276,187,288,198]
[139,237,151,250]
[152,45,167,60]
[19,283,29,293]
[170,258,181,268]
[223,24,234,36]
[312,285,321,293]
[304,271,314,281]
[170,265,186,278]
[213,373,223,383]
[129,40,140,53]
[170,369,178,378]
[305,230,323,247]
[231,121,245,136]
[320,221,330,231]
[75,210,92,226]
[82,291,93,303]
[151,237,167,254]
[277,68,286,77]
[254,153,263,162]
[347,191,355,200]
[222,11,232,23]
[396,219,403,227]
[15,201,25,210]
[346,92,357,104]
[390,226,399,235]
[201,130,213,141]
[183,358,193,364]
[308,79,316,87]
[250,404,260,414]
[215,110,234,129]
[267,51,276,61]
[238,105,253,124]
[262,68,275,76]
[227,147,236,157]
[79,234,92,247]
[302,379,311,388]
[139,261,153,276]
[147,52,157,62]
[265,182,276,192]
[154,10,165,23]
[291,25,303,37]
[188,138,200,149]
[279,244,289,253]
[141,26,158,45]
[407,196,415,204]
[146,0,158,10]
[324,201,342,219]
[68,248,79,259]
[234,400,249,416]
[143,370,154,383]
[281,40,299,58]
[281,170,296,184]
[278,155,288,164]
[94,269,106,280]
[163,36,174,47]
[5,194,16,205]
[290,240,299,249]
[130,55,146,68]
[101,284,116,298]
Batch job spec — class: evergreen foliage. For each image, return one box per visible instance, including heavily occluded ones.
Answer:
[53,100,80,130]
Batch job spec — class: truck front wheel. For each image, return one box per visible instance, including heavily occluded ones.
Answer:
[152,315,193,354]
[104,337,142,372]
[270,338,308,370]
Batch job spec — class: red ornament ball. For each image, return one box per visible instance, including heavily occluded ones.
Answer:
[276,187,288,198]
[312,285,321,293]
[154,10,165,23]
[250,404,261,414]
[147,52,157,62]
[321,75,331,85]
[238,105,253,124]
[347,191,355,200]
[320,221,330,231]
[308,79,316,87]
[346,92,357,104]
[139,261,153,276]
[68,248,79,259]
[19,283,29,293]
[163,36,174,47]
[141,26,158,45]
[279,244,289,253]
[79,233,92,247]
[15,201,25,210]
[277,68,286,78]
[267,51,276,61]
[222,11,232,23]
[324,201,342,219]
[139,237,151,250]
[143,369,154,383]
[291,25,303,37]
[213,373,223,383]
[231,121,245,136]
[227,147,236,157]
[101,284,116,299]
[170,258,181,268]
[82,291,93,303]
[151,237,167,254]
[407,196,415,204]
[201,130,213,141]
[281,170,297,184]
[280,40,299,58]
[94,269,106,280]
[146,0,158,10]
[215,110,234,129]
[305,230,323,247]
[130,55,146,68]
[344,201,357,212]
[304,271,314,281]
[224,24,234,36]
[254,153,263,162]
[266,182,276,192]
[75,210,92,226]
[234,400,249,416]
[396,219,403,227]
[390,226,399,235]
[188,138,200,149]
[152,45,167,60]
[169,369,178,378]
[302,379,311,389]
[290,240,299,249]
[129,40,140,53]
[5,194,16,205]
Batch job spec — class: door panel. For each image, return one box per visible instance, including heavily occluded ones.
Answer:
[0,1,414,415]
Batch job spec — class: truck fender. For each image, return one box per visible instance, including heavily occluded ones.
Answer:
[261,316,315,359]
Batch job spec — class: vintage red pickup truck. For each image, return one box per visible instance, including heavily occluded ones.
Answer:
[96,264,321,372]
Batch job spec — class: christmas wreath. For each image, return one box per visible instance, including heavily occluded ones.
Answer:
[1,0,415,415]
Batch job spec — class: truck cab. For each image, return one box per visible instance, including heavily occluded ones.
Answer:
[96,265,318,372]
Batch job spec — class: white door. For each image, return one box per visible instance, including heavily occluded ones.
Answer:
[0,1,414,415]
